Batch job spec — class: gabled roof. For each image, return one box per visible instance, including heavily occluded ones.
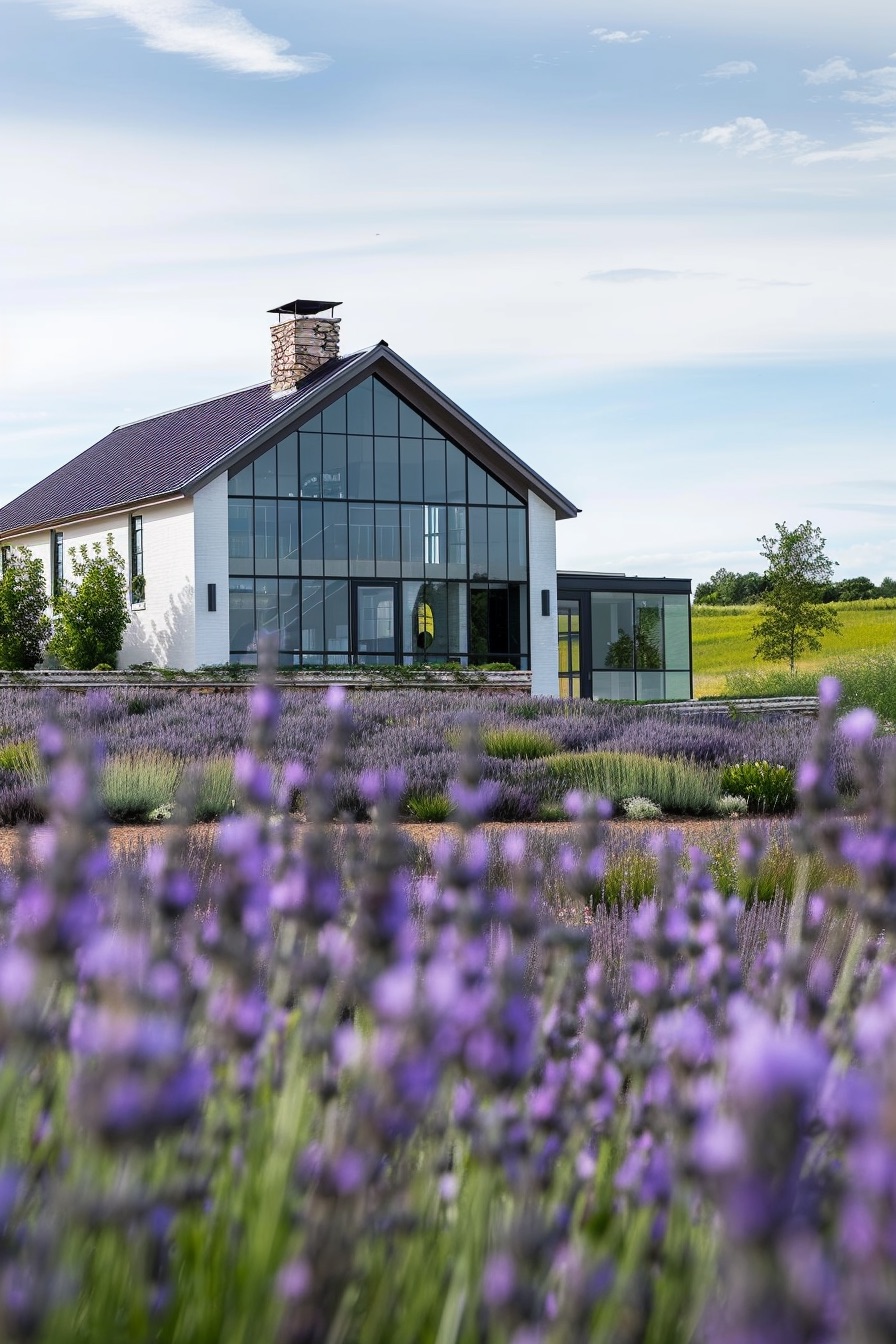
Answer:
[0,343,578,536]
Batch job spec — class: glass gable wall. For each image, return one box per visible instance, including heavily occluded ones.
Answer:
[227,376,529,667]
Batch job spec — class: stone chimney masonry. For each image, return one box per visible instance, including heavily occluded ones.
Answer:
[271,316,341,395]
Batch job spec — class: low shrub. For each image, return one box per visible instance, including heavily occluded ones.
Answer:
[0,740,40,779]
[404,791,454,823]
[715,793,749,818]
[622,796,663,821]
[727,653,896,723]
[479,726,558,760]
[549,750,721,816]
[719,760,795,814]
[100,751,182,822]
[126,696,151,716]
[194,758,236,822]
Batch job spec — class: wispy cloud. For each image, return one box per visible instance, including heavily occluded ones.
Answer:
[704,60,757,79]
[688,116,820,157]
[585,267,711,283]
[39,0,331,76]
[796,130,896,165]
[803,57,858,84]
[591,28,649,44]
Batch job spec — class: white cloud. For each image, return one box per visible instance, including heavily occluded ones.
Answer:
[688,116,820,157]
[39,0,330,76]
[586,267,716,282]
[842,64,896,105]
[591,27,649,44]
[803,57,858,84]
[704,60,757,79]
[796,131,896,164]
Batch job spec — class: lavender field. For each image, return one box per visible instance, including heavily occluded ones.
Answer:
[0,687,869,824]
[0,678,893,1343]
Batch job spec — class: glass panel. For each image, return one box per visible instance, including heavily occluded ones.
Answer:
[593,670,636,701]
[402,582,422,657]
[375,438,399,500]
[446,442,466,503]
[468,507,488,579]
[228,463,253,496]
[423,439,446,502]
[373,379,399,436]
[346,379,374,434]
[277,501,299,575]
[323,501,348,574]
[254,446,277,497]
[424,505,447,576]
[508,585,522,658]
[254,500,278,575]
[229,579,255,651]
[401,505,424,575]
[488,588,509,657]
[301,412,322,432]
[277,433,299,498]
[470,587,489,660]
[279,579,300,650]
[637,671,664,701]
[400,438,423,500]
[356,585,396,660]
[300,432,322,497]
[399,401,423,437]
[487,508,508,581]
[347,435,374,498]
[447,505,467,579]
[507,509,527,581]
[322,396,346,434]
[507,488,525,508]
[322,435,346,499]
[591,593,634,670]
[664,594,690,669]
[301,501,323,572]
[467,460,487,505]
[349,503,375,577]
[228,500,253,574]
[487,474,507,506]
[423,417,443,440]
[325,580,349,661]
[665,671,691,701]
[301,579,324,659]
[636,596,664,670]
[447,583,468,657]
[375,504,401,578]
[256,577,279,637]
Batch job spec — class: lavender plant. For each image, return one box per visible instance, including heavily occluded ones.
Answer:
[0,674,894,1342]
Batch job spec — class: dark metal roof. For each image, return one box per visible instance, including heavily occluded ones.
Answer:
[0,342,579,535]
[268,300,342,317]
[0,351,368,536]
[558,571,691,594]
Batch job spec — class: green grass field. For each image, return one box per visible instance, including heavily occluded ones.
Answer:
[692,599,896,698]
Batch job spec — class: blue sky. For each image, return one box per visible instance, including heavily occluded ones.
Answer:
[1,0,895,583]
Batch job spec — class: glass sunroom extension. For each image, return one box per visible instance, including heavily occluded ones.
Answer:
[557,573,692,702]
[227,375,529,667]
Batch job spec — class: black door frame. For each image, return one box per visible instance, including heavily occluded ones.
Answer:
[350,579,400,665]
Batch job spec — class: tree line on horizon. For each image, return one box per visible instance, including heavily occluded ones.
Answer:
[694,568,896,606]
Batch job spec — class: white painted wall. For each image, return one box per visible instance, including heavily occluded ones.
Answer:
[527,490,559,697]
[193,474,230,667]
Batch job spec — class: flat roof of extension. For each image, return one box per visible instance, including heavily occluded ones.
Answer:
[558,571,692,595]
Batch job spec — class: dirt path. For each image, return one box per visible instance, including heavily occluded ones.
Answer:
[0,816,753,871]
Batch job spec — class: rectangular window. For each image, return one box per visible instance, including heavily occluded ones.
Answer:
[468,508,488,580]
[591,593,634,671]
[636,597,664,670]
[424,506,447,576]
[325,579,349,662]
[228,463,253,496]
[253,445,277,496]
[255,577,279,639]
[323,501,348,575]
[0,546,8,576]
[487,508,508,581]
[375,504,401,577]
[229,579,255,651]
[51,530,64,597]
[401,505,425,575]
[130,514,144,605]
[279,579,300,652]
[346,380,374,435]
[347,435,374,498]
[374,438,399,500]
[400,438,423,500]
[507,510,527,581]
[228,501,253,573]
[349,503,376,577]
[423,439,447,502]
[447,506,467,579]
[300,501,323,573]
[278,501,299,575]
[322,435,346,499]
[373,379,399,436]
[301,579,325,662]
[278,433,299,499]
[299,432,322,497]
[446,443,466,504]
[663,594,690,670]
[254,500,278,575]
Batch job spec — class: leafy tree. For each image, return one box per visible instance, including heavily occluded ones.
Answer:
[880,577,896,598]
[752,521,841,673]
[48,535,130,670]
[694,568,770,606]
[0,546,51,669]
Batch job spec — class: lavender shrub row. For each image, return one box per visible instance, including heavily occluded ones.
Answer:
[0,688,865,823]
[0,672,895,1341]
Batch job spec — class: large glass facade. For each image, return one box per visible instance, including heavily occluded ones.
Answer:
[228,376,528,666]
[590,591,690,701]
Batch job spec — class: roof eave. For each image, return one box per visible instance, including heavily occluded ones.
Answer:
[0,492,187,543]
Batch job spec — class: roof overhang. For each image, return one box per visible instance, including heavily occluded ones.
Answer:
[186,344,580,520]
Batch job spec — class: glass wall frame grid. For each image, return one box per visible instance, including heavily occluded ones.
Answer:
[227,374,530,668]
[556,581,692,703]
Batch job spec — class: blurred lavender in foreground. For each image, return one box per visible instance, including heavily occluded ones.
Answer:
[0,676,894,1341]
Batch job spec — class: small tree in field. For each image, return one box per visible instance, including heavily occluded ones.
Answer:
[48,535,130,670]
[0,547,51,669]
[752,520,840,673]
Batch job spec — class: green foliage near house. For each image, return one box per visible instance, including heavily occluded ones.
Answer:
[752,521,841,673]
[0,547,51,670]
[48,535,130,671]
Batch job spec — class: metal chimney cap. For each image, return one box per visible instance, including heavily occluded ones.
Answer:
[268,300,342,317]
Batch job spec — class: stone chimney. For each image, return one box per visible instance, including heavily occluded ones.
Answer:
[269,300,342,395]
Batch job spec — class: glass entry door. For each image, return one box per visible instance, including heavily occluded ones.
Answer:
[353,583,398,665]
[558,600,581,698]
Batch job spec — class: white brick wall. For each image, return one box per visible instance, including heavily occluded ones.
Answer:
[527,491,558,697]
[193,474,230,668]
